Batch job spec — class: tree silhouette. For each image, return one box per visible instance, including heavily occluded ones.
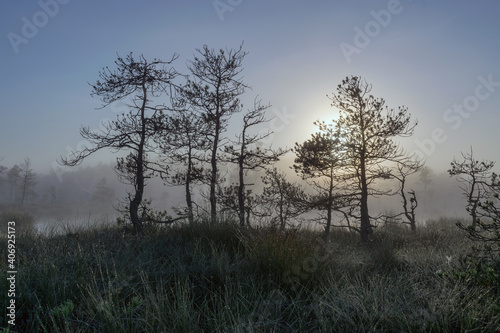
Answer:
[18,158,37,206]
[392,159,424,231]
[294,121,345,236]
[467,172,500,248]
[258,167,308,231]
[418,166,434,212]
[448,147,495,230]
[181,44,247,223]
[91,177,115,204]
[0,164,8,201]
[224,99,286,227]
[457,171,500,285]
[328,76,418,242]
[155,110,210,224]
[60,53,179,234]
[7,165,21,204]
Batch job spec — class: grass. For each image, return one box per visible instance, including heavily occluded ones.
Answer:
[1,217,499,332]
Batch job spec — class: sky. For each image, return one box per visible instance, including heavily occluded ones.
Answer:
[1,0,500,180]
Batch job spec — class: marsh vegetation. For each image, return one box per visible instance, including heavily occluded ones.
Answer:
[1,215,499,332]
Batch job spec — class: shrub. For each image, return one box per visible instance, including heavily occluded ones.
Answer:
[453,189,500,296]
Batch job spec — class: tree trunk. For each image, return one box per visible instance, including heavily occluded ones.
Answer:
[359,155,372,243]
[129,193,143,235]
[410,218,416,231]
[20,180,27,206]
[238,130,246,227]
[238,156,245,227]
[186,146,194,224]
[409,191,417,232]
[279,190,285,231]
[129,146,144,235]
[325,199,332,236]
[130,145,145,235]
[469,177,478,230]
[471,201,478,230]
[325,172,334,236]
[186,183,194,224]
[209,114,221,224]
[359,112,372,243]
[130,78,148,235]
[402,179,418,232]
[210,136,218,224]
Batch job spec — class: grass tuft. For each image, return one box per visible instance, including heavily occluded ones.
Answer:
[0,216,499,331]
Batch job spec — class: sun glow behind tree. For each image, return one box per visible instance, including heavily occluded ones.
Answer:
[295,75,421,242]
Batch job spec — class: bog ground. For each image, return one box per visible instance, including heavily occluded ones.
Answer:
[1,216,499,332]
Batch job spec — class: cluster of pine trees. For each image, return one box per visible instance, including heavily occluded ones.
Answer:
[0,158,37,206]
[60,44,428,242]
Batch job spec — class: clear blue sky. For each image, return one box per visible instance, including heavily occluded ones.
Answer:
[1,0,500,177]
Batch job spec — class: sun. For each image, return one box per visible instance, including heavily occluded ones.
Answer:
[308,105,339,132]
[291,103,340,145]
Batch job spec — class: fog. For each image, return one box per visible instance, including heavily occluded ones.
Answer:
[1,1,499,231]
[0,154,470,234]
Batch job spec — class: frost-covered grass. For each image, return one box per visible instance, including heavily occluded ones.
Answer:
[1,217,499,332]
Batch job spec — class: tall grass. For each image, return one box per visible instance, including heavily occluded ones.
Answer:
[0,208,36,235]
[0,217,499,332]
